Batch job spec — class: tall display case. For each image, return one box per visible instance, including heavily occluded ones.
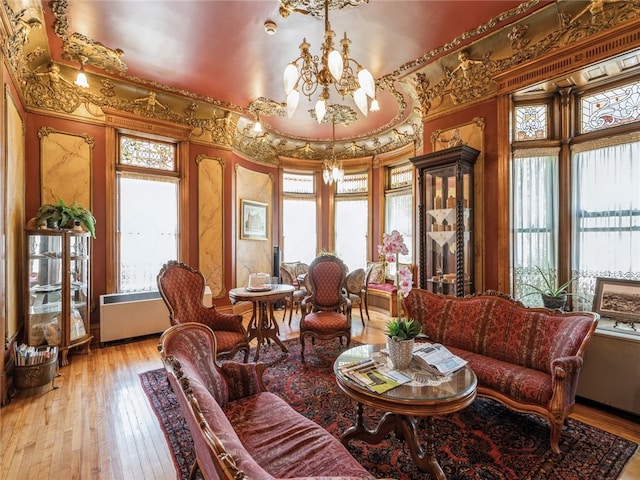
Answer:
[411,145,479,297]
[25,229,92,366]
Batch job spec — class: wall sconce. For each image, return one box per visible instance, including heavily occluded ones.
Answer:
[74,56,89,88]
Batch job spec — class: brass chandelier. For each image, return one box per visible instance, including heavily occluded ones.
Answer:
[283,0,378,123]
[322,119,344,185]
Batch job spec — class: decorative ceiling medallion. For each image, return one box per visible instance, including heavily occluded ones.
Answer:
[278,0,369,18]
[310,104,357,126]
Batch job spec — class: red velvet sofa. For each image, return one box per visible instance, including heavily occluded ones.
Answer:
[159,322,374,480]
[403,288,599,454]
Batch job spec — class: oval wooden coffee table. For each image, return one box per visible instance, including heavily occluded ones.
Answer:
[334,343,477,480]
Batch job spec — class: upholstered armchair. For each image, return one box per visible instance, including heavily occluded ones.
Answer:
[299,255,351,360]
[157,260,250,362]
[279,264,308,325]
[344,268,366,325]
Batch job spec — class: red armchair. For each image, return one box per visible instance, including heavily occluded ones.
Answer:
[157,260,250,362]
[299,255,351,360]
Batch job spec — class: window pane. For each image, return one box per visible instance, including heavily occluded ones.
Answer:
[283,172,314,194]
[572,141,640,307]
[581,81,640,133]
[119,174,178,292]
[335,198,368,271]
[282,198,316,264]
[385,192,413,275]
[337,173,368,194]
[514,104,547,140]
[511,153,559,306]
[119,135,176,171]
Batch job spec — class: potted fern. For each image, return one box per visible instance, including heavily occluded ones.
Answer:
[385,318,426,370]
[36,199,96,238]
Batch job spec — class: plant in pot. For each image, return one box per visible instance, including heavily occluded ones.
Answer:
[36,199,96,238]
[520,265,579,310]
[385,318,426,370]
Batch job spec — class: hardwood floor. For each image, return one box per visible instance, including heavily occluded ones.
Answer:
[1,308,638,480]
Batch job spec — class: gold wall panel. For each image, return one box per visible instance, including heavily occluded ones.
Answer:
[4,86,25,339]
[235,165,272,289]
[38,128,93,208]
[197,155,225,298]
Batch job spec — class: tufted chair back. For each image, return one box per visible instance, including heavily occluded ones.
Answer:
[157,261,250,362]
[305,255,349,311]
[299,255,352,360]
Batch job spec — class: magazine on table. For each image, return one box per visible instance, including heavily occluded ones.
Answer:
[412,342,467,376]
[339,359,411,394]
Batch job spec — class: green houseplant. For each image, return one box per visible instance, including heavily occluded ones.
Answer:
[385,318,426,342]
[520,265,579,310]
[385,318,426,370]
[36,199,96,238]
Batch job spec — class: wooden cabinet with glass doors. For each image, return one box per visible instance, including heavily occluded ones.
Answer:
[25,229,92,366]
[411,145,479,296]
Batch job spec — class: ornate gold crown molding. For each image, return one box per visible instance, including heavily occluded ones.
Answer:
[6,0,640,167]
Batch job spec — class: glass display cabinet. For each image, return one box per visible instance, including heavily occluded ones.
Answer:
[411,145,479,297]
[25,229,92,366]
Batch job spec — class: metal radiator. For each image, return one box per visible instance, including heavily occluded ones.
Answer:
[99,287,212,344]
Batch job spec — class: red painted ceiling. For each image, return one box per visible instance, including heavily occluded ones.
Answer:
[41,1,551,142]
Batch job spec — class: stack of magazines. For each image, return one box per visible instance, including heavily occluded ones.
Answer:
[338,359,411,393]
[412,343,467,375]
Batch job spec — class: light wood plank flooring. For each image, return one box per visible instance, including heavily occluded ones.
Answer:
[1,308,638,480]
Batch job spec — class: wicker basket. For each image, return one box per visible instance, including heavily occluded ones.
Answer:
[14,348,58,389]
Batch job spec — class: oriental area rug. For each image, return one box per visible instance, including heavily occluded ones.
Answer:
[140,339,637,480]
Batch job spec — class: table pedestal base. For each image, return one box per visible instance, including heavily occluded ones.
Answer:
[246,300,288,362]
[341,403,445,480]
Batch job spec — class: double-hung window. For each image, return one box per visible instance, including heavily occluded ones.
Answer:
[116,134,179,292]
[511,79,640,307]
[334,172,369,271]
[384,163,414,276]
[282,172,317,264]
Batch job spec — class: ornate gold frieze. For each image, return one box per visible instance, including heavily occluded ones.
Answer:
[278,0,369,18]
[413,0,640,118]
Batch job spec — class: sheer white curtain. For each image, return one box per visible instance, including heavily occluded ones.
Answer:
[282,197,317,264]
[571,137,640,306]
[335,197,368,271]
[511,148,559,305]
[119,172,179,292]
[385,191,413,276]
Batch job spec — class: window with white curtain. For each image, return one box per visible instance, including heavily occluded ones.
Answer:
[571,138,640,307]
[384,163,414,276]
[510,79,640,308]
[282,172,317,264]
[117,134,179,292]
[335,172,369,271]
[511,149,559,305]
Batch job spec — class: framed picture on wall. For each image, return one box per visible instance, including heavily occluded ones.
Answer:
[240,199,268,240]
[593,277,640,324]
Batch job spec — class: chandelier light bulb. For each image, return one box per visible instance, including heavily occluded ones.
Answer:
[370,98,380,112]
[253,119,262,133]
[283,63,299,95]
[323,168,331,184]
[358,68,375,99]
[354,87,368,116]
[286,89,300,118]
[328,49,344,82]
[315,98,327,123]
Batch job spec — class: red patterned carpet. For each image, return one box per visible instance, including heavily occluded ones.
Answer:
[140,338,637,480]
